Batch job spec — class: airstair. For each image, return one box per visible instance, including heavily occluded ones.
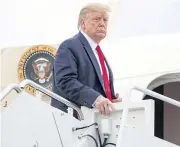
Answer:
[1,79,180,147]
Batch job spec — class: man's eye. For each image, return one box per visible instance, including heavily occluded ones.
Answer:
[94,18,100,21]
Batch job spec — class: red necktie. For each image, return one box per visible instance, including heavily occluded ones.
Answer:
[96,45,112,101]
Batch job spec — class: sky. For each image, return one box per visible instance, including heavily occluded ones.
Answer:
[0,0,180,49]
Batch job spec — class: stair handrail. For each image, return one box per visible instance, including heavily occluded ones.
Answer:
[133,86,180,107]
[19,79,84,120]
[116,86,180,147]
[0,83,22,101]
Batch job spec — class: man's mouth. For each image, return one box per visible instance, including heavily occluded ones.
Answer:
[98,31,106,33]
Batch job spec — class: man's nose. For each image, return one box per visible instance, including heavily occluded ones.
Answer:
[99,19,106,26]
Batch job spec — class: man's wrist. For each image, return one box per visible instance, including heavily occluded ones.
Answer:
[92,95,103,107]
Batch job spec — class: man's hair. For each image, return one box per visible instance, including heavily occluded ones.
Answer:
[78,3,111,30]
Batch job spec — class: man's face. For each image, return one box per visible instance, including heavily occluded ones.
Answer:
[81,11,109,43]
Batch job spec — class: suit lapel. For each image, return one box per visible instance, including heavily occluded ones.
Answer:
[104,57,115,98]
[78,32,105,91]
[104,57,113,83]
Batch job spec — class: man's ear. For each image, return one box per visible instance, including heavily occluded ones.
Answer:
[80,19,85,29]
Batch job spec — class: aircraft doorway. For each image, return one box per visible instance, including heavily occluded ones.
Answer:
[144,82,180,146]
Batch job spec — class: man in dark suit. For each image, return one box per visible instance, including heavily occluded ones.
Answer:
[51,3,121,116]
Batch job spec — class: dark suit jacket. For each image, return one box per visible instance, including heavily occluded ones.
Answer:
[51,32,115,113]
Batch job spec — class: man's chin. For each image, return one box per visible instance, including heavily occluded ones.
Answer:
[96,33,106,39]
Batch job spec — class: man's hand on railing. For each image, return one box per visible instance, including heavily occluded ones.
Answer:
[94,96,115,116]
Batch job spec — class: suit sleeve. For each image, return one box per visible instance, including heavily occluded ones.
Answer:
[54,45,100,108]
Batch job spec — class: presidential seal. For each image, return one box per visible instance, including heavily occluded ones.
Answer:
[18,45,56,95]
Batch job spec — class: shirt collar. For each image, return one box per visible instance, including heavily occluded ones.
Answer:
[80,31,97,52]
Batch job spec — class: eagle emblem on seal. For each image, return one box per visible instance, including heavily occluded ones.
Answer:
[32,58,52,84]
